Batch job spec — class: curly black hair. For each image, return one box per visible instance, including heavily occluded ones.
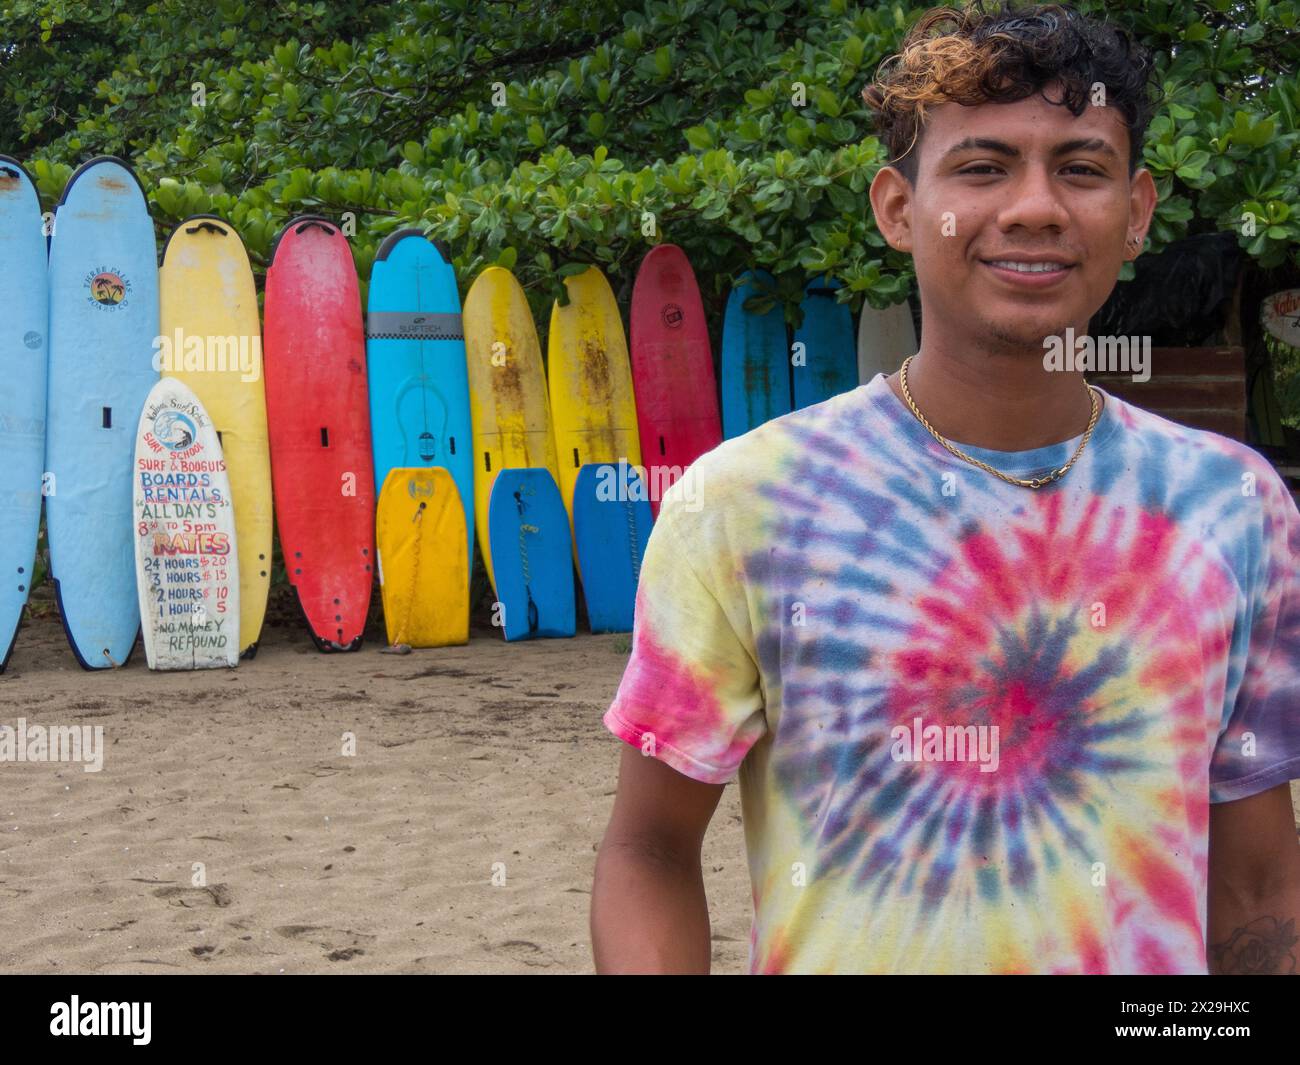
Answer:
[863,1,1156,181]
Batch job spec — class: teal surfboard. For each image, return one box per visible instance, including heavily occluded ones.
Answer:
[572,461,654,634]
[720,269,790,438]
[366,229,474,570]
[792,275,856,409]
[487,468,575,640]
[46,157,159,669]
[0,157,48,671]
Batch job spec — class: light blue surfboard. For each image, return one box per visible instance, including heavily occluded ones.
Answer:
[572,462,654,634]
[367,229,474,570]
[488,468,575,640]
[46,157,159,669]
[720,269,790,439]
[792,275,856,410]
[0,157,48,672]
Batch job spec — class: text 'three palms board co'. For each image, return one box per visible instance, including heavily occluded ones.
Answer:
[46,156,159,669]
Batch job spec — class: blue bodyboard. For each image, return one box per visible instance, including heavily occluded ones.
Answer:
[572,462,654,634]
[487,468,575,640]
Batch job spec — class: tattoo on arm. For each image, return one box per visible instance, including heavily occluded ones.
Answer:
[1208,917,1298,974]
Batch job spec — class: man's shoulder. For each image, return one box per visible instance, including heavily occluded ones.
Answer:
[1107,391,1283,493]
[663,387,875,515]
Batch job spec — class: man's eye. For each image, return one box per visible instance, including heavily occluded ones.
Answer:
[1063,165,1104,176]
[958,165,1001,175]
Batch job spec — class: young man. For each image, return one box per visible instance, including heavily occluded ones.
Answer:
[591,2,1300,974]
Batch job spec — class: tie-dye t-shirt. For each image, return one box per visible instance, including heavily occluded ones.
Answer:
[603,372,1300,974]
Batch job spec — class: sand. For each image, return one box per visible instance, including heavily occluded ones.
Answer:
[0,603,751,974]
[2,597,1296,974]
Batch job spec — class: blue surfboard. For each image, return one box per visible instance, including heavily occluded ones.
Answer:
[792,275,856,410]
[487,468,575,641]
[0,157,48,672]
[46,157,159,669]
[572,462,654,634]
[367,230,474,570]
[720,269,791,439]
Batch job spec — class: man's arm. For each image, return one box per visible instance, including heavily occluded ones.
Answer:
[591,745,726,974]
[1207,782,1300,974]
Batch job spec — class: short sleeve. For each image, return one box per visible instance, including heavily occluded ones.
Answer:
[1209,467,1300,803]
[603,497,767,785]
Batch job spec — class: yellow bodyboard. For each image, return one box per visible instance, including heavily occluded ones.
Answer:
[376,467,469,648]
[464,266,560,593]
[546,265,642,530]
[159,216,273,656]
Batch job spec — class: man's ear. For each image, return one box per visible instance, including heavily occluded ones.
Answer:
[1125,167,1158,260]
[869,164,914,253]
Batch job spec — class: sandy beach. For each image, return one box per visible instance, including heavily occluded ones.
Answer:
[0,589,751,974]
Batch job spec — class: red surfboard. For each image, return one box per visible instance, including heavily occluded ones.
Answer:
[629,243,722,517]
[264,216,375,651]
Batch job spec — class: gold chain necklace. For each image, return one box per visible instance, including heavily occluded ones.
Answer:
[898,356,1101,489]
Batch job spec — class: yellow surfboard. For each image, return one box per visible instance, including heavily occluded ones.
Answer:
[464,266,561,593]
[375,467,468,647]
[546,265,642,530]
[160,216,273,657]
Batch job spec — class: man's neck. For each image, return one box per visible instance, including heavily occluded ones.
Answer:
[885,343,1103,452]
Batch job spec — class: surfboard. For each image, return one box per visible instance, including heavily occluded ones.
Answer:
[464,265,561,595]
[720,269,790,439]
[264,215,374,652]
[572,462,654,633]
[366,230,474,579]
[0,157,48,673]
[375,467,468,648]
[487,468,574,641]
[159,215,272,658]
[629,243,721,517]
[46,156,159,669]
[792,275,856,409]
[856,297,918,383]
[133,378,239,669]
[546,265,642,528]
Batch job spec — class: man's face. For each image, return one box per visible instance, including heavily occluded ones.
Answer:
[878,87,1154,353]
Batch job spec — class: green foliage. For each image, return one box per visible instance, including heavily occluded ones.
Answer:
[1,0,1297,321]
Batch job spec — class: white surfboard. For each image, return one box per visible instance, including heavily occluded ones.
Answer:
[857,299,918,383]
[133,378,240,669]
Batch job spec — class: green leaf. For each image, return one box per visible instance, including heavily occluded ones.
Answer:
[684,125,712,150]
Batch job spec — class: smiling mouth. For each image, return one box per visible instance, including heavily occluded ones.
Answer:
[982,259,1074,274]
